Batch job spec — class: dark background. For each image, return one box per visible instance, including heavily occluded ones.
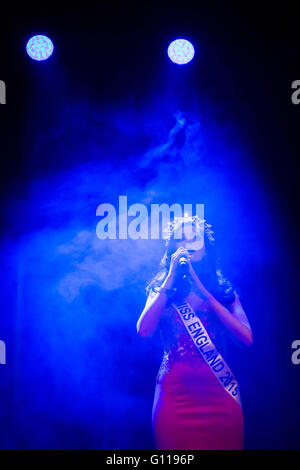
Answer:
[0,1,299,450]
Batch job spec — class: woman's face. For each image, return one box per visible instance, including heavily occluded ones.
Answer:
[174,223,205,262]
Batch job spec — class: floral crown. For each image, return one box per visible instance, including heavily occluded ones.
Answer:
[163,215,215,242]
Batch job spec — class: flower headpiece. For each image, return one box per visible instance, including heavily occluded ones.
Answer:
[163,215,215,242]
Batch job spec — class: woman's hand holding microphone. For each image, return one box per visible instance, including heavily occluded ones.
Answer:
[162,246,206,295]
[162,247,193,289]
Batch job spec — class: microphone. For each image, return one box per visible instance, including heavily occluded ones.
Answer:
[179,256,189,274]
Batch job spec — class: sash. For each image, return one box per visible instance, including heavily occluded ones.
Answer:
[172,300,242,408]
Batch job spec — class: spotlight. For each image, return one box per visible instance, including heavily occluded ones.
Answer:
[26,35,54,61]
[167,39,195,65]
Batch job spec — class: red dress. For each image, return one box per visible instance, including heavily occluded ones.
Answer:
[152,291,244,450]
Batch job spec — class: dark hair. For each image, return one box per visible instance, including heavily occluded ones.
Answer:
[146,217,236,307]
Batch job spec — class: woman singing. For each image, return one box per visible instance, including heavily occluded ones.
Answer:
[136,216,253,450]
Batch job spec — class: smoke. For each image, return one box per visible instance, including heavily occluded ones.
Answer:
[1,99,280,449]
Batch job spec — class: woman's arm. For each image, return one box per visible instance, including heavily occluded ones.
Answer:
[137,246,190,338]
[189,267,253,348]
[136,273,174,338]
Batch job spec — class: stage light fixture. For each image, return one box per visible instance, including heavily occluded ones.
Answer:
[167,39,195,65]
[26,35,54,61]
